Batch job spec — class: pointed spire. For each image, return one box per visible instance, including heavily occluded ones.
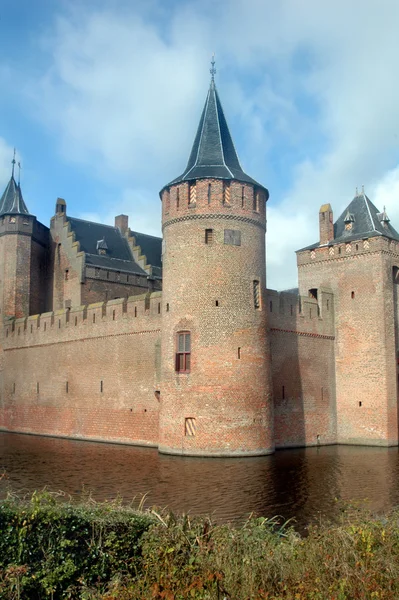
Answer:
[0,150,30,216]
[165,62,267,194]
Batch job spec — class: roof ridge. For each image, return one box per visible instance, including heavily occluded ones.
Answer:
[69,216,119,231]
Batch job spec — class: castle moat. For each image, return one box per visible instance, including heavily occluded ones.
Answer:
[1,432,399,529]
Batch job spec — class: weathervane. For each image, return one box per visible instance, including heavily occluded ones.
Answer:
[210,54,216,81]
[17,162,21,186]
[11,148,16,178]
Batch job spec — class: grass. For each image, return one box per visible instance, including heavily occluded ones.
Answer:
[0,491,399,599]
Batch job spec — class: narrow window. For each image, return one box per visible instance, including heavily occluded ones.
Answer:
[185,417,196,437]
[241,186,245,208]
[176,331,191,373]
[208,183,211,204]
[75,316,78,326]
[44,322,46,331]
[269,300,272,312]
[252,281,261,309]
[309,288,318,300]
[338,247,341,255]
[238,347,241,359]
[65,269,69,281]
[321,387,324,401]
[66,381,69,394]
[351,291,355,299]
[253,191,259,212]
[113,310,115,321]
[205,229,213,244]
[356,244,359,251]
[93,313,96,323]
[106,271,109,280]
[30,324,33,333]
[327,299,329,311]
[359,401,362,407]
[215,300,219,307]
[37,382,39,394]
[158,303,161,314]
[282,385,285,399]
[166,303,169,312]
[134,306,137,317]
[100,380,103,393]
[176,188,180,210]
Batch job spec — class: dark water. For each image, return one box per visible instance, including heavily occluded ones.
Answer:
[1,432,399,529]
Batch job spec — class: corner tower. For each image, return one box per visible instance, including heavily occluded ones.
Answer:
[159,66,273,456]
[0,156,35,318]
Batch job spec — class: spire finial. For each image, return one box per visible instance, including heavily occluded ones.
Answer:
[356,186,358,196]
[210,53,216,82]
[11,148,16,178]
[362,184,365,194]
[17,161,21,186]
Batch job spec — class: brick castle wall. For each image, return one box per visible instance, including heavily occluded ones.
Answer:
[267,289,336,448]
[297,236,399,446]
[0,293,162,446]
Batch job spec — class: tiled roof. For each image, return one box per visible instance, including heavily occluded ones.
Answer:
[68,217,162,277]
[299,192,399,251]
[0,176,30,216]
[165,80,268,194]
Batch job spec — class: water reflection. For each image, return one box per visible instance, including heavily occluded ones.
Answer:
[1,433,399,529]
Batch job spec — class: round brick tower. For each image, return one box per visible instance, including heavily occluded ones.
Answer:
[159,69,274,456]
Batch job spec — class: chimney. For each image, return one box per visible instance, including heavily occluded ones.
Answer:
[55,198,66,219]
[115,214,129,236]
[319,204,334,245]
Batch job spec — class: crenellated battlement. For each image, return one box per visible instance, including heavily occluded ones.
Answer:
[3,291,163,349]
[266,288,335,338]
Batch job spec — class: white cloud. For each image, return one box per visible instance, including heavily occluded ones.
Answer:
[24,0,399,289]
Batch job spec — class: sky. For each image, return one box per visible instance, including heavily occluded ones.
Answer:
[1,0,399,290]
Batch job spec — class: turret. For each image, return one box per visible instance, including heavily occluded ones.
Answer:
[159,62,273,456]
[0,153,35,318]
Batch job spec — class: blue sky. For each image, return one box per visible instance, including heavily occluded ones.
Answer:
[1,0,399,289]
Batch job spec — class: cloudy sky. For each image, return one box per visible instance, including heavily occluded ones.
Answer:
[1,0,399,289]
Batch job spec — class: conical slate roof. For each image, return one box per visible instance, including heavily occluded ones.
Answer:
[0,175,29,216]
[166,79,267,193]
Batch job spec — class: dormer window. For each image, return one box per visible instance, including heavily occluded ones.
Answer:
[96,238,108,255]
[344,211,355,231]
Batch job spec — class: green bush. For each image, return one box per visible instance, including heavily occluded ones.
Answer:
[0,491,154,599]
[2,493,399,599]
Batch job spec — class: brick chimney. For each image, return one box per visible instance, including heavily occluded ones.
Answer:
[115,214,129,236]
[319,204,334,245]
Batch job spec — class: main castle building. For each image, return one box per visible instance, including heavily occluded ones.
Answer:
[1,72,399,456]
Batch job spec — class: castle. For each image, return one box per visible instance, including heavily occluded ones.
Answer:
[1,70,399,457]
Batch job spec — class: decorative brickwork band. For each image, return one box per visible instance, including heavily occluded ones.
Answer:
[270,328,335,340]
[162,213,266,231]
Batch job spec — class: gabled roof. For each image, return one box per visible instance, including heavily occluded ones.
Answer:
[68,217,162,277]
[0,175,30,216]
[130,230,162,278]
[299,191,399,251]
[164,80,268,194]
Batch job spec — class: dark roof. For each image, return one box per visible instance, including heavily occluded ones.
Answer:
[0,175,30,216]
[130,230,162,270]
[299,192,399,251]
[68,217,162,277]
[164,80,268,194]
